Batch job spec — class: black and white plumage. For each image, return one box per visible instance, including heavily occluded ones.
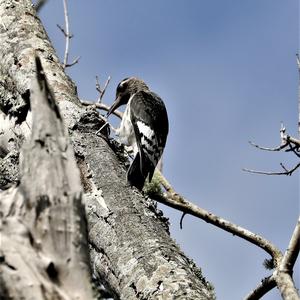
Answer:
[107,77,168,190]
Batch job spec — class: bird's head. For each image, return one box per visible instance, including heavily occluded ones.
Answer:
[107,77,149,116]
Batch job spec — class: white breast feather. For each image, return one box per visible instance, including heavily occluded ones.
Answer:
[116,95,137,154]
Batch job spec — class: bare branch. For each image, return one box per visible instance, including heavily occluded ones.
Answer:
[81,100,124,120]
[248,140,288,152]
[248,124,300,160]
[285,135,300,147]
[243,162,300,176]
[153,170,282,263]
[96,121,111,136]
[271,218,300,300]
[62,0,70,67]
[65,55,81,67]
[280,217,300,273]
[96,75,111,103]
[246,124,300,177]
[56,23,67,36]
[286,143,300,158]
[244,275,276,300]
[280,123,300,147]
[275,272,300,300]
[279,163,289,173]
[57,0,79,69]
[180,212,186,230]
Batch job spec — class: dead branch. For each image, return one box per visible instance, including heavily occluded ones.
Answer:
[153,170,282,261]
[96,75,111,103]
[245,219,300,299]
[248,140,288,152]
[180,212,186,229]
[246,124,300,176]
[280,217,300,274]
[273,217,300,300]
[243,162,300,176]
[57,0,79,68]
[244,275,276,300]
[81,100,124,119]
[65,55,81,68]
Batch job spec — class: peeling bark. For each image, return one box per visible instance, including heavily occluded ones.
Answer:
[0,1,215,299]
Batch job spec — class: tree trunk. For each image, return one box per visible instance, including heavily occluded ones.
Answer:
[0,1,215,299]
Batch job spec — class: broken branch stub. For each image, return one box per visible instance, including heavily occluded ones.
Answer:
[0,57,94,300]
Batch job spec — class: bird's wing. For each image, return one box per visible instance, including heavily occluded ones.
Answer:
[130,90,168,181]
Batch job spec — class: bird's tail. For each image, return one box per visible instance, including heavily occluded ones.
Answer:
[127,152,154,190]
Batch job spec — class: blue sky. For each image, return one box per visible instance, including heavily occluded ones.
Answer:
[38,1,299,299]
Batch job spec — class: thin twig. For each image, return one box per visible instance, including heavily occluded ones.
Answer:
[279,163,289,173]
[286,144,300,158]
[96,76,111,103]
[180,212,186,230]
[57,24,67,36]
[243,162,300,176]
[65,56,81,68]
[95,122,109,136]
[57,0,79,69]
[81,100,123,120]
[249,124,300,154]
[248,140,288,152]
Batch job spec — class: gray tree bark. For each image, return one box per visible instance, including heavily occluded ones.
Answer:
[0,1,215,299]
[0,54,94,299]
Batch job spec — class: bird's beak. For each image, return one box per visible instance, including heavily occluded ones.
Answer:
[107,96,121,117]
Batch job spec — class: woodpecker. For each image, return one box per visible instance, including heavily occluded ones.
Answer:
[107,77,169,190]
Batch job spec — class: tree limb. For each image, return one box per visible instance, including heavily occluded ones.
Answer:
[242,162,300,176]
[281,216,300,273]
[244,275,276,300]
[274,217,300,300]
[248,140,288,151]
[81,100,123,119]
[96,75,111,103]
[153,170,282,263]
